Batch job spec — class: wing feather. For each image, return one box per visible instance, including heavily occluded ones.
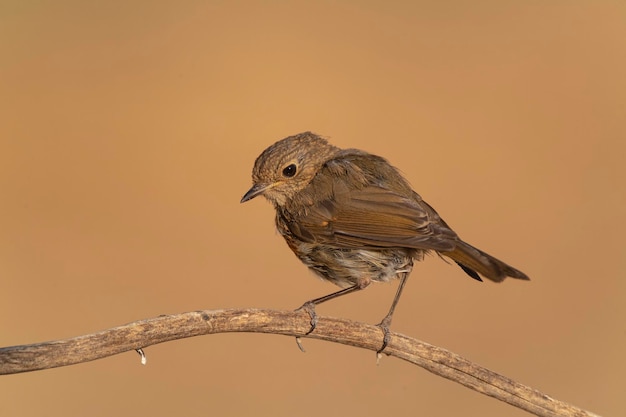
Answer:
[281,153,458,251]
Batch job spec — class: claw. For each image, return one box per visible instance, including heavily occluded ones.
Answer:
[295,337,306,352]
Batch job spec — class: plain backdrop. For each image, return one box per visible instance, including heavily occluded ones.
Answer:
[1,2,624,416]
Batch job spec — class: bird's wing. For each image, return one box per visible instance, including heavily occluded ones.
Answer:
[284,182,458,251]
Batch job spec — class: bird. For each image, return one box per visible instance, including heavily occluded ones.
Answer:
[241,131,529,352]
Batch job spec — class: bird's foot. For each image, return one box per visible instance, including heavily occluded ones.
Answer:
[375,315,393,356]
[295,301,318,334]
[294,301,318,352]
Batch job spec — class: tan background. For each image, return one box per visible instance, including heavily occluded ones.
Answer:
[1,1,624,416]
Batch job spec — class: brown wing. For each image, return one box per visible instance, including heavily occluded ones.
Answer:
[283,179,458,251]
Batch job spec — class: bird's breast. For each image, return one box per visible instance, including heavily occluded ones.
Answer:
[277,222,415,288]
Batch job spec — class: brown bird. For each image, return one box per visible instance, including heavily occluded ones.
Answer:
[241,131,529,352]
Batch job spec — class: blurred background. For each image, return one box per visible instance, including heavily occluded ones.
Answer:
[1,1,624,416]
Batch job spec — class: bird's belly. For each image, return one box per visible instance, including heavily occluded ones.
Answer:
[291,243,416,288]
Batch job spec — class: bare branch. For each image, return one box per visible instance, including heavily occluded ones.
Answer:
[0,308,599,417]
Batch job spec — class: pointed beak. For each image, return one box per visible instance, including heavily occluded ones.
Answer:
[240,183,269,203]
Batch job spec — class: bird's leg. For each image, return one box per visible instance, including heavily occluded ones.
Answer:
[294,282,367,351]
[376,273,410,354]
[296,284,363,334]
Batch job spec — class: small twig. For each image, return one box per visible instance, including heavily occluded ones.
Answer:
[0,308,599,417]
[135,348,147,365]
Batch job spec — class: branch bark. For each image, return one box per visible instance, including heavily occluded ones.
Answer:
[0,308,598,417]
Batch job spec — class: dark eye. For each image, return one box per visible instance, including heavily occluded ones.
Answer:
[282,164,297,177]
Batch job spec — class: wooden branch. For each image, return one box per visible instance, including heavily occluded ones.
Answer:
[0,308,598,417]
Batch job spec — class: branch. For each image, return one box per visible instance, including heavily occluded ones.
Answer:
[0,308,598,417]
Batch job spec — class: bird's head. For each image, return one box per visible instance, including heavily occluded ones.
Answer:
[241,132,340,207]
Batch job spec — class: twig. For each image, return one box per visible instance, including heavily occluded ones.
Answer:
[0,308,599,417]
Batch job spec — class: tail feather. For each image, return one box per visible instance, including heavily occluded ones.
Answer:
[444,240,530,282]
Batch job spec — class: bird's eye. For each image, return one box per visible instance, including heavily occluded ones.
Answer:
[282,164,297,177]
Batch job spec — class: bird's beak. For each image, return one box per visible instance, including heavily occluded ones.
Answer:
[240,183,270,203]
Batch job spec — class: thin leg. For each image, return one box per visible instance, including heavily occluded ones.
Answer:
[296,284,364,336]
[376,273,410,354]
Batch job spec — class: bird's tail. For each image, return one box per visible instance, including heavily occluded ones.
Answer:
[443,240,530,282]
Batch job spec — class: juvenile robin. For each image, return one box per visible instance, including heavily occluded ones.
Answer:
[241,132,529,352]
